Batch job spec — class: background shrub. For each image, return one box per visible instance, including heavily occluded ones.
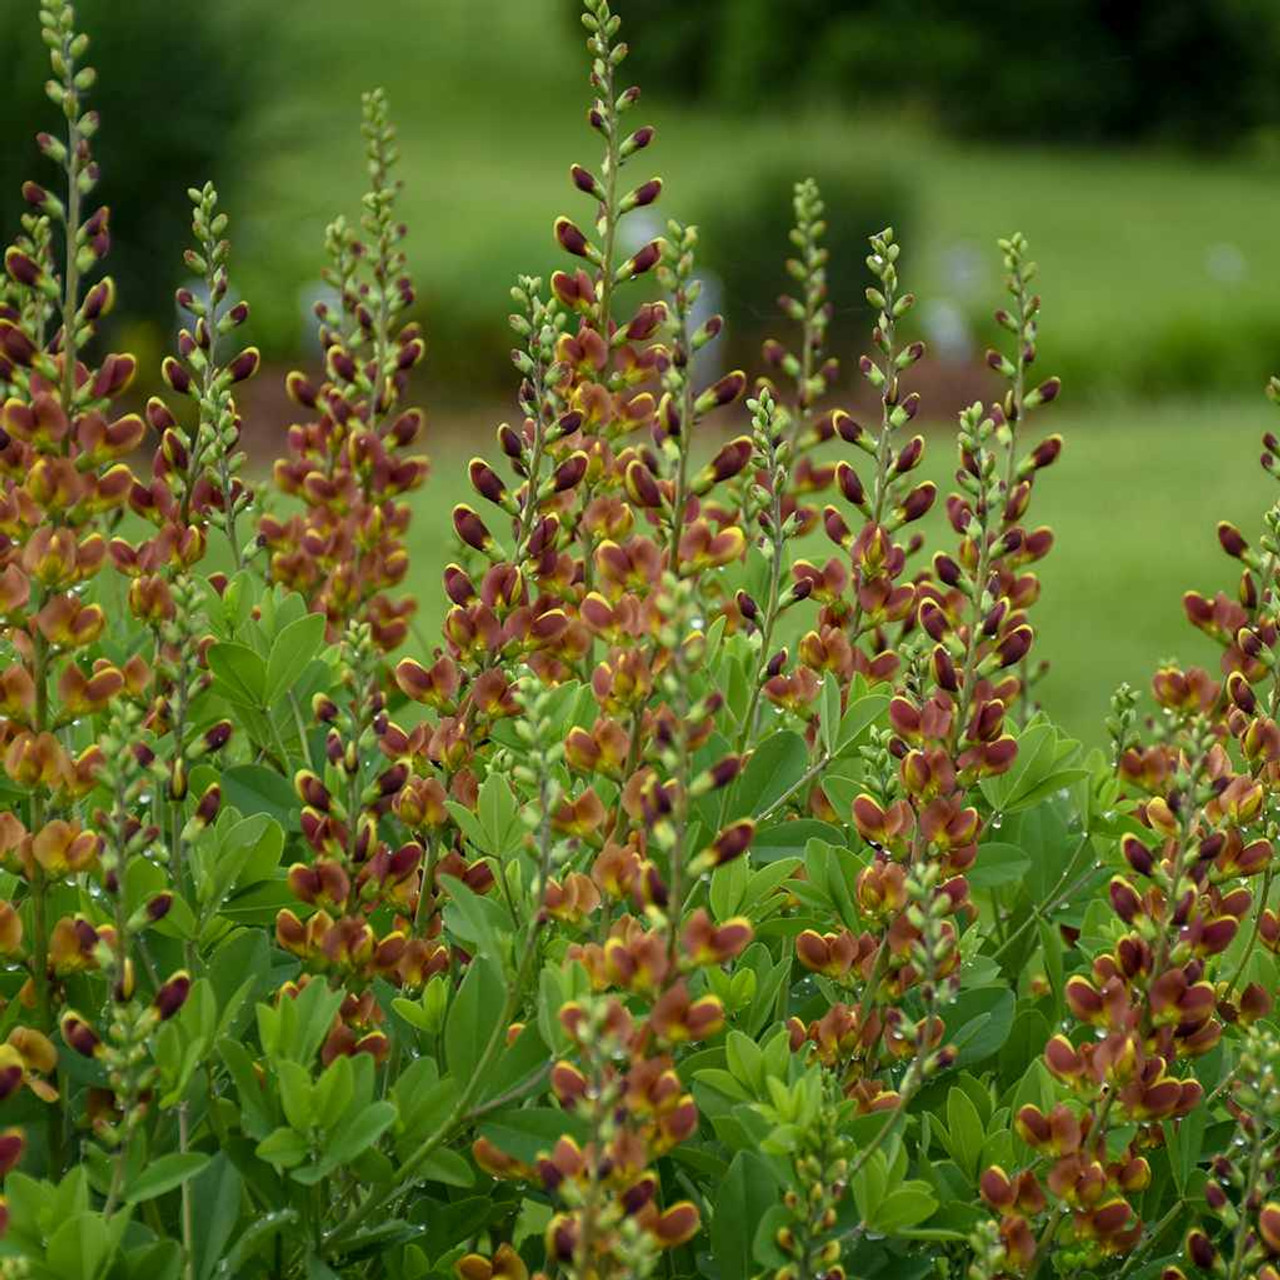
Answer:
[609,0,1280,146]
[0,0,263,328]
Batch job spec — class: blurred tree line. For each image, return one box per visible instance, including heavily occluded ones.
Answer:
[612,0,1280,146]
[0,0,263,326]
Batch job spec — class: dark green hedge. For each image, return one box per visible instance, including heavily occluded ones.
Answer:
[608,0,1280,146]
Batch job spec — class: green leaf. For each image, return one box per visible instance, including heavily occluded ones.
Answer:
[709,856,749,921]
[265,612,326,703]
[1038,918,1065,1010]
[193,1154,243,1280]
[477,1108,589,1165]
[751,820,844,863]
[125,1152,212,1204]
[944,1086,985,1181]
[445,958,506,1080]
[441,877,509,967]
[870,1182,938,1232]
[478,773,523,856]
[277,1060,314,1132]
[219,1038,275,1139]
[480,1022,550,1107]
[47,1211,110,1280]
[714,1151,782,1280]
[836,688,890,753]
[257,1127,310,1169]
[999,1006,1050,1083]
[967,842,1031,889]
[751,1204,793,1269]
[230,814,285,889]
[417,1147,476,1188]
[730,731,809,819]
[322,1101,397,1170]
[944,985,1016,1067]
[218,764,301,831]
[819,672,842,756]
[208,641,268,707]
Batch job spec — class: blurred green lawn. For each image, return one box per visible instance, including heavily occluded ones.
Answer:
[399,397,1276,744]
[233,0,1280,396]
[221,0,1280,741]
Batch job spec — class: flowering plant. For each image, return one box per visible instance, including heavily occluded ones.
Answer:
[0,4,1277,1280]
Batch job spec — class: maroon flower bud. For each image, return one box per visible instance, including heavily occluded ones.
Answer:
[708,436,752,483]
[934,553,962,586]
[627,178,662,208]
[146,893,174,922]
[824,507,852,548]
[377,762,409,797]
[453,504,492,551]
[766,649,788,678]
[162,356,192,396]
[893,436,923,474]
[622,125,655,154]
[900,482,936,522]
[286,370,319,407]
[624,240,661,278]
[553,451,589,491]
[4,248,40,287]
[736,590,759,622]
[708,756,743,789]
[1186,1229,1216,1269]
[570,164,600,196]
[554,217,591,259]
[498,423,524,459]
[696,371,747,415]
[710,819,754,865]
[154,972,192,1021]
[469,458,507,505]
[1122,835,1155,877]
[994,625,1033,668]
[227,347,259,383]
[1031,435,1062,469]
[624,460,662,509]
[203,721,232,752]
[933,646,958,692]
[1027,376,1061,406]
[1109,876,1142,924]
[0,319,37,366]
[443,563,477,605]
[919,601,949,643]
[195,783,221,827]
[81,278,115,322]
[836,461,864,506]
[60,1012,101,1057]
[1218,521,1248,558]
[833,410,862,444]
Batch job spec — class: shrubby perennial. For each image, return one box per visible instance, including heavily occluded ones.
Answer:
[0,3,1278,1279]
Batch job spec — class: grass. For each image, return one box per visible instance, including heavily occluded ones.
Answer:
[396,396,1276,746]
[231,0,1280,398]
[219,1,1280,741]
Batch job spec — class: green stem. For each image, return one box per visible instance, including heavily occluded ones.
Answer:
[755,750,831,825]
